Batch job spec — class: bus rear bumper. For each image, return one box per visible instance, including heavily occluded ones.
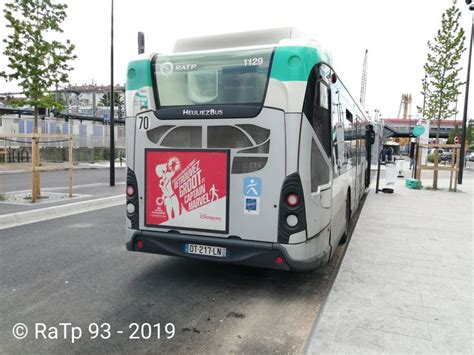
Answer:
[126,229,330,272]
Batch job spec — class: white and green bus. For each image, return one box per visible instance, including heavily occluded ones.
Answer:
[125,28,370,271]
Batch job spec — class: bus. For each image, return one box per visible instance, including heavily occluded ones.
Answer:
[125,28,371,271]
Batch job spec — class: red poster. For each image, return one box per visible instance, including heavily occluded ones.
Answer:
[145,149,229,232]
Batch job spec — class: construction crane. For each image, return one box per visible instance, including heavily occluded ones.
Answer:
[359,49,368,108]
[397,94,412,118]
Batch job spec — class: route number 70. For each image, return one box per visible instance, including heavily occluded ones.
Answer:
[137,115,149,130]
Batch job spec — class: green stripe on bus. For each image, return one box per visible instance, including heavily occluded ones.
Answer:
[126,60,152,90]
[270,46,328,81]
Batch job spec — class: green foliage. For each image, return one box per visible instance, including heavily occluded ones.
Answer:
[0,0,76,125]
[98,91,124,107]
[8,97,27,108]
[98,91,124,118]
[418,0,466,142]
[95,147,110,161]
[447,124,461,144]
[467,119,474,145]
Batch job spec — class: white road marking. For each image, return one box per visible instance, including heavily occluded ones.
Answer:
[0,195,125,230]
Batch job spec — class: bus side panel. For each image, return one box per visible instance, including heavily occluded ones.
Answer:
[264,79,308,113]
[125,116,136,171]
[332,165,358,246]
[298,117,331,242]
[284,113,301,176]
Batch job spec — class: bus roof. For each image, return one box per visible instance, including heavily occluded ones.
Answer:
[169,28,332,69]
[173,27,305,53]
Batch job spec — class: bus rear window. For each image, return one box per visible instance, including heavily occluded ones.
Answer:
[153,47,274,107]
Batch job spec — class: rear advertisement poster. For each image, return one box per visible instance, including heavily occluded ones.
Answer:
[145,149,229,232]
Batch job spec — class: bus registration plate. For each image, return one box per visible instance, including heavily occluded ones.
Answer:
[185,243,227,258]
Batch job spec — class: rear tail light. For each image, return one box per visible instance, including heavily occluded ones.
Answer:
[286,193,299,207]
[286,214,298,227]
[136,240,144,249]
[127,168,139,230]
[278,173,307,244]
[126,203,135,214]
[275,256,284,265]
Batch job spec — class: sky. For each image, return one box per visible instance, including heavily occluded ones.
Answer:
[0,0,472,120]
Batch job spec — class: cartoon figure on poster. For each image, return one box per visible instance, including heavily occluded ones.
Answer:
[145,149,229,232]
[155,157,181,220]
[209,184,219,202]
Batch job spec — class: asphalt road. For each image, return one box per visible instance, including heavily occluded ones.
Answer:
[0,199,364,354]
[0,167,126,193]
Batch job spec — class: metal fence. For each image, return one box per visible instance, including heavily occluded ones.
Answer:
[0,115,125,150]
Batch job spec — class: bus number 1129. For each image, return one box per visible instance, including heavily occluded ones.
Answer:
[244,57,263,66]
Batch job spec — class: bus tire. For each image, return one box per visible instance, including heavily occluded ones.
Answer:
[339,191,351,244]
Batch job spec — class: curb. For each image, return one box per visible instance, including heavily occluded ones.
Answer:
[303,191,370,354]
[0,194,125,230]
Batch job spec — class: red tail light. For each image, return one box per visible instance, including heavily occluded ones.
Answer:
[136,240,144,249]
[275,256,284,265]
[286,193,299,207]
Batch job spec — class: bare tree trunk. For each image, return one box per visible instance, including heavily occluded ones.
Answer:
[433,104,443,189]
[32,106,41,201]
[436,119,440,143]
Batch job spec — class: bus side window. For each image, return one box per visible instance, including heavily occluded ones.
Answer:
[313,80,332,158]
[311,139,330,192]
[343,110,355,168]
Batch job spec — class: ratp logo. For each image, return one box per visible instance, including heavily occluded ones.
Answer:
[159,62,174,77]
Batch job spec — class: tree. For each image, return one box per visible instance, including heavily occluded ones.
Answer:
[419,1,465,140]
[98,91,124,118]
[99,91,123,107]
[1,0,76,125]
[447,124,461,144]
[467,119,474,145]
[418,0,465,189]
[0,0,76,200]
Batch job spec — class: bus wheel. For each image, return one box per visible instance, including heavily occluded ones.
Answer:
[340,192,351,244]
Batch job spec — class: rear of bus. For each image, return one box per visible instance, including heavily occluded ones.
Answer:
[125,30,333,271]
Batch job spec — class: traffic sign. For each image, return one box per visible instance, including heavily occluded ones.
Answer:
[412,125,425,137]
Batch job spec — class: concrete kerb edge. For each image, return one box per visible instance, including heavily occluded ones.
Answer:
[303,190,370,354]
[0,194,125,230]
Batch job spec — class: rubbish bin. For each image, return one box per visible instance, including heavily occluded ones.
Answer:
[385,162,397,185]
[396,159,404,177]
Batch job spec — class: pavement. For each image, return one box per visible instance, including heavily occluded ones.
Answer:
[0,205,352,354]
[306,167,473,353]
[0,167,126,228]
[1,159,472,353]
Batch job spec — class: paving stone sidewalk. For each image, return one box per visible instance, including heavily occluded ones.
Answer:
[306,173,473,354]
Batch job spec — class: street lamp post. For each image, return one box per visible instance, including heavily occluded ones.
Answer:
[109,0,115,186]
[138,32,145,54]
[458,0,474,184]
